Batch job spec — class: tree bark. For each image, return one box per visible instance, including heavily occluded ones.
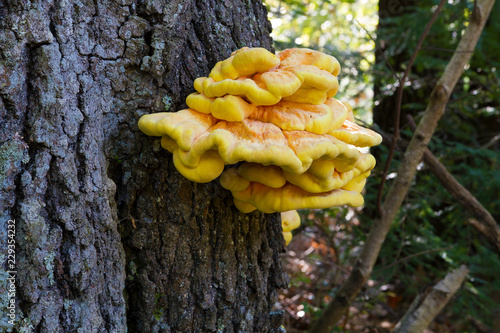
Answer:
[0,1,288,332]
[309,1,496,332]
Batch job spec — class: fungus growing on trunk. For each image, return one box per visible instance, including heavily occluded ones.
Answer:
[281,210,301,245]
[138,47,382,245]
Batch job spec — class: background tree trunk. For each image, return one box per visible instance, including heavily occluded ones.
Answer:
[0,1,288,332]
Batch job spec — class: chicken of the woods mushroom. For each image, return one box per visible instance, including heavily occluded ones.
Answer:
[138,47,382,245]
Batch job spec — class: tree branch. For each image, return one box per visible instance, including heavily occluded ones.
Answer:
[392,265,469,333]
[423,150,500,252]
[308,1,496,332]
[405,115,500,255]
[375,246,454,273]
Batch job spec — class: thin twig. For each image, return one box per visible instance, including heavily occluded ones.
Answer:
[376,0,447,216]
[355,19,400,82]
[374,246,454,273]
[481,133,500,149]
[420,47,475,53]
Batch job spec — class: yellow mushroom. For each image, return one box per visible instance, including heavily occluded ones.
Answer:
[195,48,342,106]
[281,210,301,245]
[141,111,364,184]
[186,93,348,134]
[231,181,364,213]
[342,170,371,192]
[282,232,293,245]
[340,101,355,122]
[198,76,282,106]
[138,110,217,151]
[282,153,376,193]
[219,168,251,192]
[277,48,341,75]
[220,153,375,195]
[249,98,346,134]
[209,47,280,81]
[283,130,360,172]
[220,169,364,213]
[237,163,286,189]
[328,119,383,147]
[172,149,224,183]
[138,47,381,222]
[281,210,301,232]
[185,93,214,115]
[233,198,257,213]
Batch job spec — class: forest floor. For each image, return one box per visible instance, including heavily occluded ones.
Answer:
[276,209,486,333]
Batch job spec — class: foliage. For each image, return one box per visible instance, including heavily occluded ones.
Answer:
[267,0,500,331]
[371,0,500,327]
[265,0,378,119]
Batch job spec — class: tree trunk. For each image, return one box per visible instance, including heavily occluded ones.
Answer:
[0,1,288,332]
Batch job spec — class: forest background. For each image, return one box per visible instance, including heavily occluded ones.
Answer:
[266,0,500,332]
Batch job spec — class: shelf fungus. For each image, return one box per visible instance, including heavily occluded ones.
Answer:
[281,210,301,245]
[138,47,382,245]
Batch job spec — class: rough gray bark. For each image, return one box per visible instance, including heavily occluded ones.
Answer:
[0,1,288,332]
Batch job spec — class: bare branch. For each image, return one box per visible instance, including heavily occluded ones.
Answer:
[406,115,500,254]
[355,19,400,82]
[392,265,469,333]
[423,151,500,253]
[481,133,500,149]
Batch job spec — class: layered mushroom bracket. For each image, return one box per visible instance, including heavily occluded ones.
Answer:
[138,47,382,245]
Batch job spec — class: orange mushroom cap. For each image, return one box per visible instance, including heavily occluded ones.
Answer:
[277,48,341,76]
[283,130,360,172]
[186,93,348,135]
[248,98,347,134]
